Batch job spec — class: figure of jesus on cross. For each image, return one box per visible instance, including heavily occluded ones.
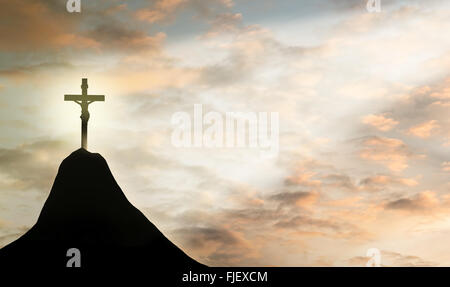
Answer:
[64,78,105,150]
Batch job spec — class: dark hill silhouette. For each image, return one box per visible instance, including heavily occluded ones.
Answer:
[0,149,205,272]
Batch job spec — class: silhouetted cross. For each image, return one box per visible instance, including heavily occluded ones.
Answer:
[64,78,105,150]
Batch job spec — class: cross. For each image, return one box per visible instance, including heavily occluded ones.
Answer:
[64,78,105,150]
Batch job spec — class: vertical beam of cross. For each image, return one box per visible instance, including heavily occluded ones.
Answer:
[64,78,105,150]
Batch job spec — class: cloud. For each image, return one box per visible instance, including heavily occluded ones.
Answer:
[0,0,166,54]
[105,3,128,15]
[198,24,317,88]
[0,0,172,83]
[0,0,74,51]
[135,0,186,23]
[407,120,439,138]
[173,226,256,266]
[359,174,419,191]
[0,140,69,191]
[0,61,75,79]
[135,0,234,23]
[359,136,413,172]
[442,162,450,172]
[363,114,399,131]
[269,191,318,208]
[284,168,321,187]
[385,191,439,213]
[321,174,357,192]
[272,212,369,241]
[175,226,239,248]
[203,12,243,38]
[429,78,450,100]
[85,25,166,52]
[274,215,339,231]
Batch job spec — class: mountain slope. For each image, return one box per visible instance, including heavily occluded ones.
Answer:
[0,149,204,270]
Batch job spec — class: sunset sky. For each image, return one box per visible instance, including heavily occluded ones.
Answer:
[1,0,450,266]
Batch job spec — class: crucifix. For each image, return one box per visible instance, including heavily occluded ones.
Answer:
[64,78,105,150]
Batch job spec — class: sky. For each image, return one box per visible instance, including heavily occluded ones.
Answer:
[0,0,450,266]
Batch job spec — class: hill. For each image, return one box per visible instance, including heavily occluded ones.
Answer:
[0,149,204,273]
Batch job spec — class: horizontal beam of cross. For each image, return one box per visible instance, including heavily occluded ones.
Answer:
[64,95,105,102]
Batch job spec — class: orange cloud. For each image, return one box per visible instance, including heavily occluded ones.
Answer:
[52,34,100,49]
[285,171,321,187]
[136,9,167,23]
[360,137,412,172]
[362,114,399,131]
[0,0,75,51]
[429,78,450,99]
[408,120,439,138]
[442,162,450,172]
[0,0,164,53]
[385,191,440,213]
[135,0,187,23]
